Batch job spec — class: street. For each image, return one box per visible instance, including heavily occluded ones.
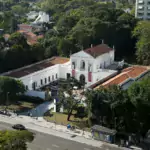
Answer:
[0,122,123,150]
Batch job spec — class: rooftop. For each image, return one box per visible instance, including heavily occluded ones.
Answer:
[84,44,113,58]
[3,57,69,78]
[97,66,149,88]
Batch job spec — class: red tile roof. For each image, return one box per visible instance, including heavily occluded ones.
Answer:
[84,44,113,58]
[95,66,149,89]
[17,30,43,45]
[18,24,32,29]
[5,57,69,78]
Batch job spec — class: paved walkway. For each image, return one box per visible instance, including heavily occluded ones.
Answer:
[0,114,128,149]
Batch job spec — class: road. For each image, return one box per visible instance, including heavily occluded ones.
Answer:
[0,122,123,150]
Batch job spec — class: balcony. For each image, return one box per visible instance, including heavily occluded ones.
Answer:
[138,5,144,10]
[138,0,144,4]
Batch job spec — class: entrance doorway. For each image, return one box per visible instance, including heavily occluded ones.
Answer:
[80,74,85,85]
[67,73,71,79]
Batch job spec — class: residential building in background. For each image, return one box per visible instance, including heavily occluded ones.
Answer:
[135,0,150,19]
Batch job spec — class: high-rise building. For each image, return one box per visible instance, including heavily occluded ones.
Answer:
[135,0,150,20]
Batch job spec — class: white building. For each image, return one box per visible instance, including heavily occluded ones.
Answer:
[33,11,49,24]
[0,44,119,98]
[135,0,150,20]
[71,44,117,87]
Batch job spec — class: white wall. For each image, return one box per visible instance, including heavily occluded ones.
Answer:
[59,62,72,79]
[19,62,72,91]
[93,50,114,72]
[20,65,60,90]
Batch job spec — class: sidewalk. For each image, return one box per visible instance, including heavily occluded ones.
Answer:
[0,114,128,149]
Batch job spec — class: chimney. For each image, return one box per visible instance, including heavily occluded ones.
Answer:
[91,44,93,48]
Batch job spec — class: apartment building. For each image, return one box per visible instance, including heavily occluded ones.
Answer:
[135,0,150,20]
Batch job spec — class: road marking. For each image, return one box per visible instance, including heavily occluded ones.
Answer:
[52,144,59,148]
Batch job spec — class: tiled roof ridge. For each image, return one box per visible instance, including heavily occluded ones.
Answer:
[0,56,67,76]
[102,72,128,86]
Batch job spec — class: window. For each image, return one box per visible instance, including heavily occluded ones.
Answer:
[99,63,102,69]
[48,76,51,82]
[56,74,57,79]
[72,62,76,69]
[138,0,144,3]
[138,5,143,9]
[45,78,47,84]
[80,60,85,70]
[32,82,36,90]
[25,85,28,90]
[52,75,54,81]
[67,73,71,79]
[41,79,43,85]
[88,64,92,72]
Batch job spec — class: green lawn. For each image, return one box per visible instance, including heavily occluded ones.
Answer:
[44,111,90,130]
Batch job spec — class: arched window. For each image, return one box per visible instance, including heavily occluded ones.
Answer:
[72,62,76,69]
[80,60,85,70]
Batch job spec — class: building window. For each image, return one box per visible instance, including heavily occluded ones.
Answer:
[138,0,144,4]
[32,82,36,90]
[45,78,47,84]
[52,75,54,81]
[88,64,92,72]
[67,73,71,79]
[72,62,76,69]
[25,85,28,90]
[138,12,144,16]
[48,76,51,82]
[56,74,57,79]
[41,79,43,85]
[80,60,85,70]
[138,5,143,10]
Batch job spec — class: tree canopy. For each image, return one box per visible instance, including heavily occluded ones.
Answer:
[86,77,150,136]
[0,130,34,150]
[0,76,25,104]
[133,21,150,65]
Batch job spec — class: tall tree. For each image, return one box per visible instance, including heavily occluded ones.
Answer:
[133,21,150,65]
[0,76,25,104]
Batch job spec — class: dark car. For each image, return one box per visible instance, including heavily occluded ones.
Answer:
[12,124,26,130]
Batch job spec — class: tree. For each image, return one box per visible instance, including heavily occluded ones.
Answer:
[0,76,25,104]
[133,21,150,65]
[0,130,34,150]
[128,77,150,136]
[58,77,84,121]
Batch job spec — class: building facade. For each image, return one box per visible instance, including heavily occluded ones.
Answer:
[71,44,117,87]
[135,0,150,20]
[0,44,119,98]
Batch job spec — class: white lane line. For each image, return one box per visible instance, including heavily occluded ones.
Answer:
[84,148,91,150]
[52,144,59,148]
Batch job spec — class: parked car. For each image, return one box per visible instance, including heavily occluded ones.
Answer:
[12,124,26,130]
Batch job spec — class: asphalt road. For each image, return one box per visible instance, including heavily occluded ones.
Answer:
[0,122,122,150]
